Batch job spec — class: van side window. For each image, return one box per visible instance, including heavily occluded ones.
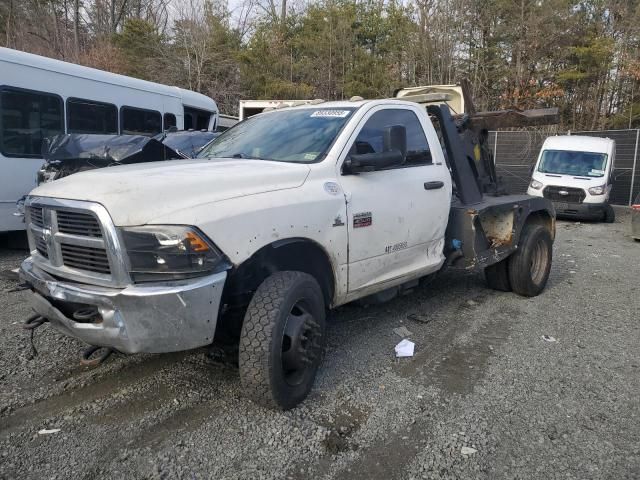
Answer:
[0,87,63,157]
[121,106,162,136]
[350,109,432,166]
[67,98,117,134]
[184,107,211,131]
[163,113,177,130]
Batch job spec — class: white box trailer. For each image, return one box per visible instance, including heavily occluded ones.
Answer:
[238,100,319,121]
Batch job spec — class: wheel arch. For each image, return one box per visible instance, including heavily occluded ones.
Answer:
[223,237,336,308]
[524,209,556,241]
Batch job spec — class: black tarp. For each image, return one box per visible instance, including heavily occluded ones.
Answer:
[38,134,185,183]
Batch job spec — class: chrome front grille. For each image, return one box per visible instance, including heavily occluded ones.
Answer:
[34,235,49,259]
[25,198,129,287]
[30,206,45,228]
[60,244,111,274]
[56,210,103,238]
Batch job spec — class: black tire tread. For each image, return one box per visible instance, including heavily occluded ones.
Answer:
[508,224,553,297]
[238,271,321,410]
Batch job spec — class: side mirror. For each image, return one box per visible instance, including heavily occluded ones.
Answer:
[528,164,535,175]
[344,125,407,174]
[346,150,405,173]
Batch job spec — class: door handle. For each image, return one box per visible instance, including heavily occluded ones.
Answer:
[424,181,444,190]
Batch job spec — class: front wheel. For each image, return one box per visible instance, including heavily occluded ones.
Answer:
[239,271,326,410]
[604,205,615,223]
[508,224,553,297]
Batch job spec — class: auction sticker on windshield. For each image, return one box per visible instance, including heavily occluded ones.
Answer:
[310,110,351,118]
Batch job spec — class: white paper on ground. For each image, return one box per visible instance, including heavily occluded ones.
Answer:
[395,339,415,357]
[38,428,61,435]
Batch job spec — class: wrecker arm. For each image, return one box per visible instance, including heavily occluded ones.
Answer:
[419,99,557,270]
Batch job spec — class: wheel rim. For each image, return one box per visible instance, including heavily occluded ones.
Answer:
[281,301,322,387]
[529,237,549,285]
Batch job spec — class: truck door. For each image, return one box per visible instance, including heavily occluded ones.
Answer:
[338,105,451,293]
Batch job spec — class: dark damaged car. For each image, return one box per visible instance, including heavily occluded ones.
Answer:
[36,130,220,186]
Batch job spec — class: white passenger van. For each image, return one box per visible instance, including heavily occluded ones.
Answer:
[0,47,218,232]
[527,135,616,222]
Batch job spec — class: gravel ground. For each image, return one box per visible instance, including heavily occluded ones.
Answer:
[0,209,638,480]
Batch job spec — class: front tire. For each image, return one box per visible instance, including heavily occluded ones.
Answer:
[508,224,553,297]
[604,205,615,223]
[239,271,326,410]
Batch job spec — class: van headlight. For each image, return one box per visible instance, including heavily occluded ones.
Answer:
[120,225,230,282]
[588,184,606,195]
[529,179,543,190]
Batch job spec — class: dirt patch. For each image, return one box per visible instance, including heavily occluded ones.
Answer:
[320,403,369,454]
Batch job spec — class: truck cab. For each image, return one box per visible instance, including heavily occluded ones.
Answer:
[527,135,616,222]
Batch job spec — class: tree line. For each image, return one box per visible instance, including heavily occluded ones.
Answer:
[2,0,640,130]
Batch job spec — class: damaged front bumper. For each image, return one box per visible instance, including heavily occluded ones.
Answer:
[19,257,226,354]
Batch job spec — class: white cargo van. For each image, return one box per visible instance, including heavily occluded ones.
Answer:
[527,135,616,222]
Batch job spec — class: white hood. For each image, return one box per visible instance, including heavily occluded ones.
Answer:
[30,159,310,225]
[531,172,604,186]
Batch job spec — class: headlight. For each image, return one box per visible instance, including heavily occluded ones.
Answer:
[588,184,606,195]
[529,179,543,190]
[120,225,230,282]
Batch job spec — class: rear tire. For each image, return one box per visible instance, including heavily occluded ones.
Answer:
[484,258,511,292]
[239,271,326,410]
[604,205,615,223]
[508,224,553,297]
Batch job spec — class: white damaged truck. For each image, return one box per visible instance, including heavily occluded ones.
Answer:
[20,98,556,409]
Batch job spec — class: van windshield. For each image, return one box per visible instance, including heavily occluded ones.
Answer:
[198,107,355,163]
[537,149,608,177]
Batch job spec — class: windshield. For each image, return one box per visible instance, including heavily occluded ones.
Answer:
[198,107,356,163]
[537,149,608,177]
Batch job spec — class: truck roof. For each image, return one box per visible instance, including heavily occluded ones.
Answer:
[542,135,614,153]
[259,98,417,113]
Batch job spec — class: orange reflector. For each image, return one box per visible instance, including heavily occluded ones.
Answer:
[185,231,210,252]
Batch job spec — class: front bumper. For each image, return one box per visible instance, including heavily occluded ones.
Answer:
[552,201,606,221]
[20,257,226,354]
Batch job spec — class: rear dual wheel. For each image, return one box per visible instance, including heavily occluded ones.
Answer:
[239,271,326,410]
[484,223,553,297]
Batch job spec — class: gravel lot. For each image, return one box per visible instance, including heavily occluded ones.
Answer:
[1,209,639,480]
